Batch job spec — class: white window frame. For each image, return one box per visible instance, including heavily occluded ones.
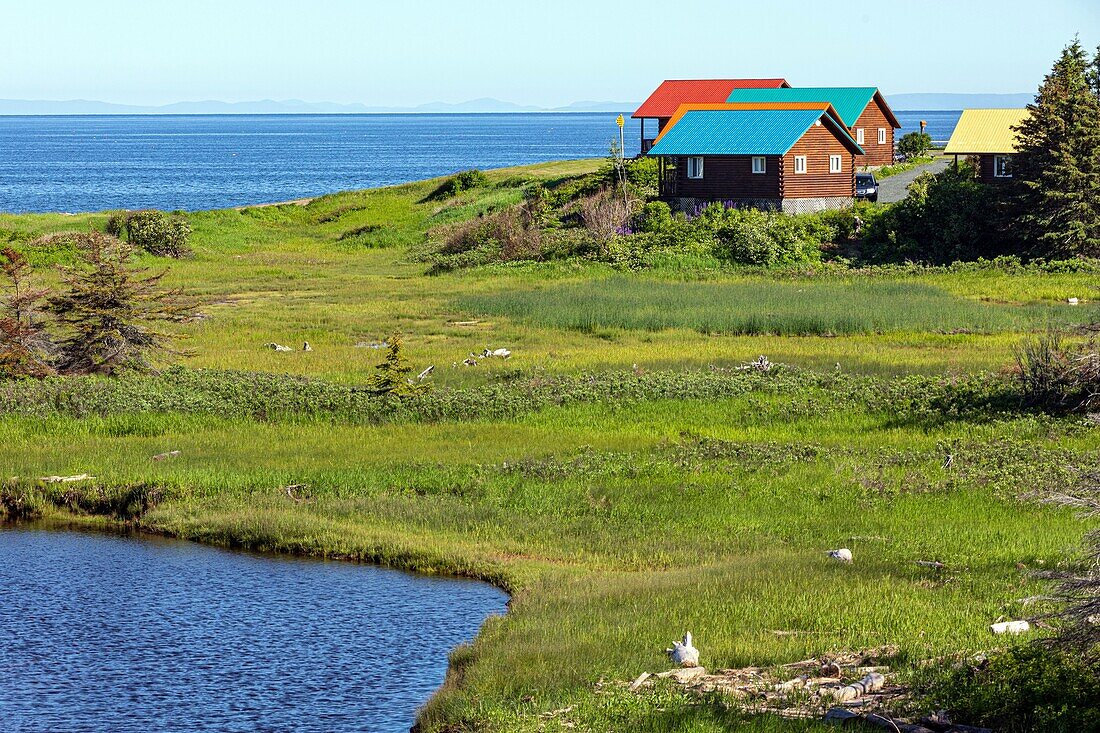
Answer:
[856,128,864,145]
[794,155,807,174]
[829,155,842,173]
[686,156,704,179]
[878,128,886,145]
[993,155,1013,178]
[751,156,766,174]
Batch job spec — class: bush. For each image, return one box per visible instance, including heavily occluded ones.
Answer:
[125,210,192,258]
[860,164,1012,264]
[696,206,824,267]
[809,203,884,243]
[428,208,542,271]
[624,156,659,197]
[427,169,490,200]
[105,211,127,238]
[579,188,635,244]
[897,131,933,158]
[634,201,673,234]
[1014,330,1100,413]
[920,646,1100,732]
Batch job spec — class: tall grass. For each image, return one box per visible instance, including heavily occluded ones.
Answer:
[459,278,1094,336]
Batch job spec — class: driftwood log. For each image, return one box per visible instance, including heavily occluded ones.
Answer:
[38,474,95,483]
[832,672,885,703]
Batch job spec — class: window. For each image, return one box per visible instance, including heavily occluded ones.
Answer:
[856,128,864,145]
[878,128,886,145]
[829,155,842,173]
[993,155,1013,178]
[686,156,704,179]
[794,156,806,174]
[752,156,766,174]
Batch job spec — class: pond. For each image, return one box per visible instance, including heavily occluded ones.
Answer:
[0,527,508,732]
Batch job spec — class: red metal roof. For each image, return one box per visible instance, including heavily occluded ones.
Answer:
[632,79,790,119]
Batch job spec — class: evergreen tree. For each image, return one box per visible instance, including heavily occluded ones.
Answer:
[47,233,191,375]
[367,333,429,396]
[1011,40,1100,258]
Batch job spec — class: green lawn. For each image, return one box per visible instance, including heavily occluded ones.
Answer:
[2,159,1098,731]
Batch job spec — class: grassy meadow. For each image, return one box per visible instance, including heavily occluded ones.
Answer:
[3,159,1099,731]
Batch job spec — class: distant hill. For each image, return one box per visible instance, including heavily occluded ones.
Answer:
[0,98,638,115]
[885,92,1033,110]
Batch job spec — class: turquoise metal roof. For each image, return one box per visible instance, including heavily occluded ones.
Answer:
[647,108,826,156]
[725,87,878,127]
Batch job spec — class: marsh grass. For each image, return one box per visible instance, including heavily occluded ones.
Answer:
[458,278,1096,336]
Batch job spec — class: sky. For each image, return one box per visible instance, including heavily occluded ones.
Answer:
[2,0,1097,106]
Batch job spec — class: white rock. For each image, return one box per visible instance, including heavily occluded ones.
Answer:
[666,632,700,667]
[1068,297,1079,305]
[827,548,853,563]
[990,620,1031,635]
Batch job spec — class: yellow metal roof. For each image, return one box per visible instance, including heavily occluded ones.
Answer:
[944,108,1029,154]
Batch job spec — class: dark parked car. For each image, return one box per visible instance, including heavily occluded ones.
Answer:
[855,173,878,202]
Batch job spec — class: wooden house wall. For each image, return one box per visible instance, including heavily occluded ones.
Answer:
[780,124,856,198]
[671,155,781,200]
[851,99,895,167]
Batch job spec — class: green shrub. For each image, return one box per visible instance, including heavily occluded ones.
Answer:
[897,131,933,158]
[427,208,541,272]
[860,165,1011,264]
[105,211,127,238]
[427,169,490,200]
[711,208,824,267]
[919,646,1100,732]
[624,156,659,197]
[125,210,193,258]
[634,201,673,233]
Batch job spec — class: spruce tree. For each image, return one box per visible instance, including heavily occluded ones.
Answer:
[367,333,429,396]
[47,233,191,375]
[1011,40,1100,258]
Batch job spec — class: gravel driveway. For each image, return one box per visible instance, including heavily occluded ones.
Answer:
[875,156,952,203]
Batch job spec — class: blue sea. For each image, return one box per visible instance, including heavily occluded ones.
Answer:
[893,109,961,146]
[0,111,960,214]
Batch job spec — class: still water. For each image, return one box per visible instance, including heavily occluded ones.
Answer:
[0,528,507,733]
[0,113,643,213]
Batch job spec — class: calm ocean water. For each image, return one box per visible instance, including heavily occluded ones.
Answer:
[893,109,962,145]
[0,111,960,214]
[0,528,508,733]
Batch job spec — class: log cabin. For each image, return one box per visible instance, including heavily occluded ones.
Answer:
[943,109,1029,183]
[646,104,865,214]
[724,87,900,167]
[631,79,790,153]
